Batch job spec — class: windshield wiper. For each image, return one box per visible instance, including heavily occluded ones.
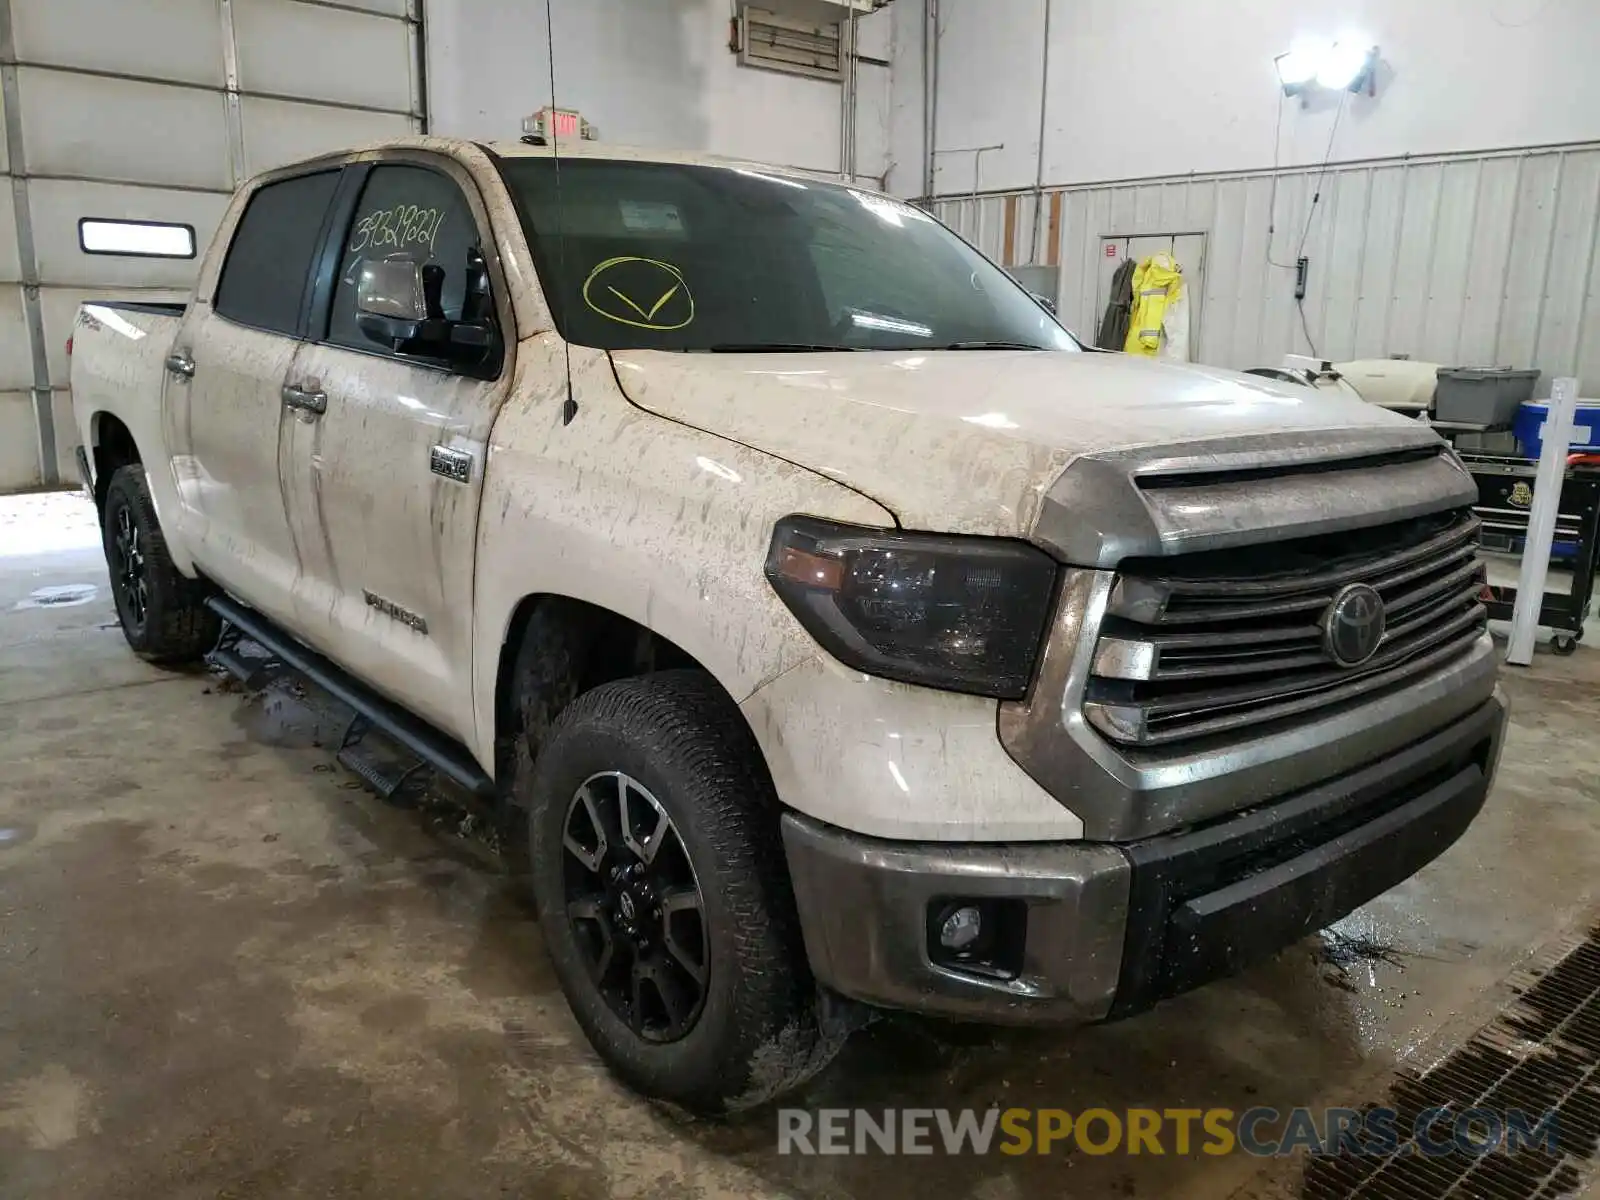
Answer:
[705,342,855,353]
[941,341,1049,350]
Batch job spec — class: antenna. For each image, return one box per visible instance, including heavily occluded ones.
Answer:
[544,0,578,425]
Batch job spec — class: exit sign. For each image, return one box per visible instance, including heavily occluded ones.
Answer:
[522,107,596,142]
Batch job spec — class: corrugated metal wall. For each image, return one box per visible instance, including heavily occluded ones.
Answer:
[931,143,1600,395]
[0,0,424,493]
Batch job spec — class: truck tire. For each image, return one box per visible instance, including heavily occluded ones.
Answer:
[102,464,219,664]
[523,669,839,1114]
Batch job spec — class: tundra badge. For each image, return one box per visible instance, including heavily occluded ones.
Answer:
[430,445,473,484]
[363,590,429,635]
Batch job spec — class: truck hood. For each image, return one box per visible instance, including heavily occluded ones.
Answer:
[609,348,1444,542]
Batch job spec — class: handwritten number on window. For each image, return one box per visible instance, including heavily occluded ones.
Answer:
[348,204,446,256]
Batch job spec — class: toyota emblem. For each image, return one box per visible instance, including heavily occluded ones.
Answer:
[1321,583,1386,667]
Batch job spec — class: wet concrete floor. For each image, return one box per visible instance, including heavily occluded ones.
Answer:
[4,489,1600,1199]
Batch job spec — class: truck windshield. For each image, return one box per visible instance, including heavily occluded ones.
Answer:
[495,156,1079,353]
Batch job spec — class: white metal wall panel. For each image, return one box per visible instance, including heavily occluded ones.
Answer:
[241,97,411,176]
[1,0,421,490]
[28,180,230,289]
[0,392,38,492]
[933,143,1600,393]
[0,184,18,281]
[19,68,231,190]
[1416,161,1477,363]
[0,285,31,390]
[10,0,225,86]
[46,387,72,481]
[1203,179,1248,363]
[1498,154,1563,373]
[333,0,409,13]
[1458,158,1520,365]
[1351,167,1407,359]
[1534,153,1600,382]
[1060,191,1100,337]
[234,0,413,113]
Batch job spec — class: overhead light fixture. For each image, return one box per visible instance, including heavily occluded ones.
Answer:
[1275,41,1321,92]
[1318,39,1378,90]
[1276,37,1378,97]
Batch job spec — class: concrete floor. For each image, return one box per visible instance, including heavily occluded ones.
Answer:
[3,490,1600,1200]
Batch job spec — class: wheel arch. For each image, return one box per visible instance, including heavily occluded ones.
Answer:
[88,411,141,515]
[490,592,760,799]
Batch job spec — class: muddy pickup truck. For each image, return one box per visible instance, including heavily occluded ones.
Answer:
[70,135,1506,1114]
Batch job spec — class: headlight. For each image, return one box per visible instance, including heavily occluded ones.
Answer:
[764,516,1059,699]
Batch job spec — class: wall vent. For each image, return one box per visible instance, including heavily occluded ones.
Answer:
[735,6,844,81]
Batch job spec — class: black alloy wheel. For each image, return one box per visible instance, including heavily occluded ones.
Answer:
[110,498,149,633]
[561,770,709,1043]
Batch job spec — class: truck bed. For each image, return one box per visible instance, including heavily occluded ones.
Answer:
[69,300,188,500]
[85,300,188,319]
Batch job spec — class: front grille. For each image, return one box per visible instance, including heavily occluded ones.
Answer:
[1084,507,1488,746]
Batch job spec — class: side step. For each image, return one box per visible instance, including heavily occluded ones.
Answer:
[334,712,430,801]
[205,594,495,798]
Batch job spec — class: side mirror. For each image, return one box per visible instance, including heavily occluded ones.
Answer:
[355,258,429,349]
[1031,292,1058,316]
[354,256,494,365]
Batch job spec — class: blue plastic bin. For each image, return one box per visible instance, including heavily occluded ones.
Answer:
[1513,399,1600,460]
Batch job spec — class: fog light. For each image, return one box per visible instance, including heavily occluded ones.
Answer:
[928,898,1027,980]
[939,904,983,951]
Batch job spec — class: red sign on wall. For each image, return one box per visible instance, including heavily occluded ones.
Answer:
[1105,242,1119,258]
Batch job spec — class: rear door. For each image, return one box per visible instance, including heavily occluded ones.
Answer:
[167,168,342,629]
[279,154,515,743]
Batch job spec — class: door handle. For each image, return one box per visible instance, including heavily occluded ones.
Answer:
[164,352,195,378]
[281,383,327,416]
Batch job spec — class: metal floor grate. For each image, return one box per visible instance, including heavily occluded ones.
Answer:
[1303,921,1600,1199]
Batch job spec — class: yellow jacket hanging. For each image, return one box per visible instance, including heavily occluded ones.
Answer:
[1123,252,1190,361]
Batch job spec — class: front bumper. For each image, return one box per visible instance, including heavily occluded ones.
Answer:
[783,691,1507,1024]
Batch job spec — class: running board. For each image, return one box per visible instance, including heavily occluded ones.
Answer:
[205,595,495,798]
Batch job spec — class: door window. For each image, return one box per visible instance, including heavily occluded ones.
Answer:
[327,164,493,366]
[214,170,341,335]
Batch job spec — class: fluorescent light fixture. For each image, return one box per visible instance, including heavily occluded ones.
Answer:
[79,218,196,258]
[1317,40,1375,90]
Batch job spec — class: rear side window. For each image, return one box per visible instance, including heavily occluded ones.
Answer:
[214,170,340,335]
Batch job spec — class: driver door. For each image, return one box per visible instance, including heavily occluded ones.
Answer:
[278,156,515,744]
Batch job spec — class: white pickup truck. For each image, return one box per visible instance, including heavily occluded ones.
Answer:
[71,135,1507,1114]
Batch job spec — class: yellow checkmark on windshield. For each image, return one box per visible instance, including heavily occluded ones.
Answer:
[581,256,696,331]
[608,283,680,321]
